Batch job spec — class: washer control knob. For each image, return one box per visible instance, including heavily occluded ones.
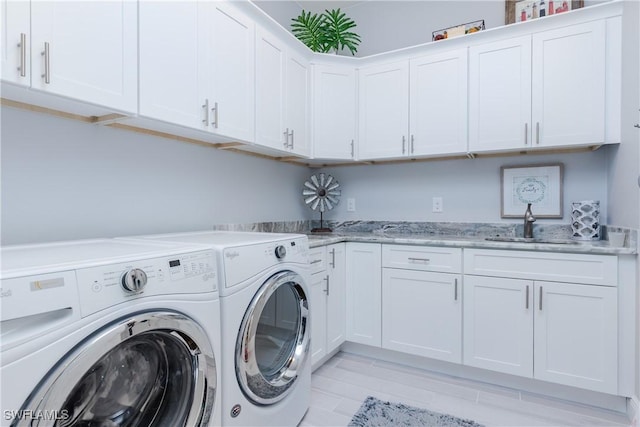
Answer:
[121,268,148,293]
[274,245,287,259]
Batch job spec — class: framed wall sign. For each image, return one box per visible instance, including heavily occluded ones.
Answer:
[500,163,563,218]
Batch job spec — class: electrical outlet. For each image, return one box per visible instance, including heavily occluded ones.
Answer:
[432,197,443,213]
[347,198,356,212]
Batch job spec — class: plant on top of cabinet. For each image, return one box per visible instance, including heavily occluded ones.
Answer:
[291,9,361,55]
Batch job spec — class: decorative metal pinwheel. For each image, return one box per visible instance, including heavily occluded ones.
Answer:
[303,173,340,232]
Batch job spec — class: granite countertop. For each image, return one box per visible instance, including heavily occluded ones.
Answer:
[305,232,637,255]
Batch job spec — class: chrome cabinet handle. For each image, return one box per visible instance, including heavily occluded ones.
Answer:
[289,129,294,149]
[283,128,289,148]
[536,122,540,145]
[524,123,528,145]
[539,286,543,311]
[410,134,415,154]
[18,33,26,77]
[323,275,330,295]
[350,140,354,158]
[454,278,458,301]
[407,257,430,263]
[211,102,218,128]
[329,248,336,268]
[526,285,529,309]
[41,42,50,84]
[402,136,406,155]
[310,259,322,264]
[202,99,210,124]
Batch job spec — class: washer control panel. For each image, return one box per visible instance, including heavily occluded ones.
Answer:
[76,250,216,317]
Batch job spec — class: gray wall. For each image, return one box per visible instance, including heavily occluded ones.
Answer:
[0,107,310,245]
[606,0,640,229]
[254,0,607,57]
[319,150,609,224]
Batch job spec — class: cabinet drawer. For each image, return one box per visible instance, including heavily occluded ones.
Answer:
[382,245,462,273]
[464,249,617,286]
[308,247,326,274]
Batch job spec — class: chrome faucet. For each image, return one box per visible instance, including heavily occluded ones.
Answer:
[524,203,536,238]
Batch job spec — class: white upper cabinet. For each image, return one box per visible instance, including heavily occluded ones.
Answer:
[409,49,468,156]
[359,49,468,160]
[209,3,255,142]
[469,36,532,152]
[358,61,409,160]
[139,1,208,130]
[255,27,286,150]
[469,21,606,153]
[312,64,357,160]
[285,51,311,156]
[255,27,309,156]
[1,0,30,87]
[139,1,254,140]
[29,1,137,112]
[531,21,605,147]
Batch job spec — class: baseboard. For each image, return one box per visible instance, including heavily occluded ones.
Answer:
[629,396,639,427]
[341,342,629,414]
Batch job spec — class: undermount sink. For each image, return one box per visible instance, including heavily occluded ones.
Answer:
[484,236,580,245]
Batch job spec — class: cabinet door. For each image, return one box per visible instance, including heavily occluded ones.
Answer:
[30,1,137,112]
[532,21,605,147]
[312,64,356,160]
[469,36,532,153]
[534,281,617,394]
[210,2,255,142]
[382,269,461,363]
[285,52,310,156]
[255,27,285,150]
[310,271,328,367]
[409,49,468,156]
[346,243,382,347]
[358,61,409,159]
[1,0,30,86]
[463,275,533,377]
[326,243,346,352]
[139,1,208,129]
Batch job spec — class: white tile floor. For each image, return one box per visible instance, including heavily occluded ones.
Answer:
[300,352,632,427]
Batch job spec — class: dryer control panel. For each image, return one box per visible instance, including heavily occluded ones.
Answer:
[76,250,217,318]
[223,236,309,289]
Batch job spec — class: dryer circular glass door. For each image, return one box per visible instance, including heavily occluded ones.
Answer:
[15,311,216,427]
[236,270,310,405]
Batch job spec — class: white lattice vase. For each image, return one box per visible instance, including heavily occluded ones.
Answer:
[571,200,600,240]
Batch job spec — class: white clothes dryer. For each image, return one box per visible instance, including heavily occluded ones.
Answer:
[133,231,311,427]
[1,238,222,427]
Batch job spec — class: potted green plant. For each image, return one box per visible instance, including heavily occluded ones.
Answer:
[291,8,361,56]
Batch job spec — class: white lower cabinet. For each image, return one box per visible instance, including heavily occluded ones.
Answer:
[382,269,462,362]
[534,281,617,392]
[463,275,534,377]
[346,243,382,347]
[381,245,462,363]
[310,244,346,367]
[463,249,619,394]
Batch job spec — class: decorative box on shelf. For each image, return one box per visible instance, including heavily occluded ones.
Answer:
[432,19,485,41]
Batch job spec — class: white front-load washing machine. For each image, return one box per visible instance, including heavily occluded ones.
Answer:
[1,238,222,426]
[132,231,311,426]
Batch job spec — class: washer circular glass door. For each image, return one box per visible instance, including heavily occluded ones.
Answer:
[14,311,216,427]
[236,270,309,406]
